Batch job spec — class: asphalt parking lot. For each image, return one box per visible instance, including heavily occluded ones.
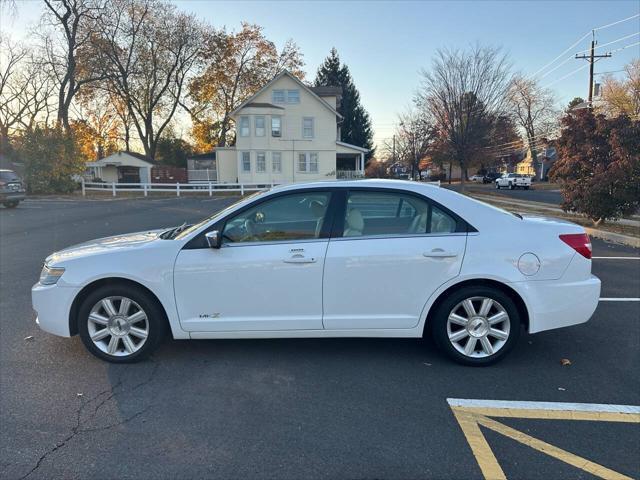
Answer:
[1,196,638,480]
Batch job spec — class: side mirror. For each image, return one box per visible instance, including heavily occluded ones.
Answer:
[205,230,222,249]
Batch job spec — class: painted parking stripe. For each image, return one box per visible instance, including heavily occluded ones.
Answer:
[599,298,640,302]
[448,398,640,480]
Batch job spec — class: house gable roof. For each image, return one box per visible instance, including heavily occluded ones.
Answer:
[96,151,155,165]
[230,70,343,119]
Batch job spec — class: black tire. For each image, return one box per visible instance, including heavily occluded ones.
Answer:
[509,183,514,190]
[524,186,530,190]
[431,286,521,366]
[495,183,500,189]
[3,201,18,208]
[78,283,167,363]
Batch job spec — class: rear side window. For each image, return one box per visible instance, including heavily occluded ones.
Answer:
[342,191,459,237]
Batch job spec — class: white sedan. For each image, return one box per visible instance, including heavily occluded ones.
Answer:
[32,180,600,366]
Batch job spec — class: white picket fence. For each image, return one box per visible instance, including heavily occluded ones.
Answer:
[81,178,441,197]
[81,179,281,197]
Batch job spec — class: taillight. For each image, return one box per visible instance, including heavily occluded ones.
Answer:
[559,233,592,259]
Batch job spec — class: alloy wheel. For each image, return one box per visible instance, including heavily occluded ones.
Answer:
[87,296,149,357]
[446,296,510,358]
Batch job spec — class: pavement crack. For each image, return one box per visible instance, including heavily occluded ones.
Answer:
[19,363,159,479]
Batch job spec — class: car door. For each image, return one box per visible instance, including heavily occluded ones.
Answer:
[322,189,467,330]
[174,190,335,332]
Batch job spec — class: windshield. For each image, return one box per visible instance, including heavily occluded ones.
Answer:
[170,191,265,240]
[0,171,20,181]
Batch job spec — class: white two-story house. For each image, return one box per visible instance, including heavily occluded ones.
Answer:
[214,70,368,184]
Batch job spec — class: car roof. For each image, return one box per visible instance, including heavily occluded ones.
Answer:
[270,178,441,192]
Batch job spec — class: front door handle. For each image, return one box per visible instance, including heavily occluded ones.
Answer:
[423,249,458,258]
[284,254,317,264]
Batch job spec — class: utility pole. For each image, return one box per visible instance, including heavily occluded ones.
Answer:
[575,30,612,103]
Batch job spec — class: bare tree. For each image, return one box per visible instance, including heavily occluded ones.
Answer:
[0,35,55,152]
[39,0,107,130]
[417,45,512,189]
[382,108,434,179]
[507,74,557,171]
[95,0,203,160]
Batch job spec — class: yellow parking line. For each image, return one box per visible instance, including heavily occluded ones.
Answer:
[448,399,640,480]
[452,409,506,480]
[476,414,633,480]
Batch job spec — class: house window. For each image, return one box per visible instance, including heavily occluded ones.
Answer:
[272,90,285,103]
[309,153,318,172]
[298,152,319,173]
[255,116,265,137]
[271,116,282,137]
[239,116,250,137]
[287,89,300,104]
[303,117,314,138]
[256,152,266,172]
[272,152,282,173]
[241,152,251,172]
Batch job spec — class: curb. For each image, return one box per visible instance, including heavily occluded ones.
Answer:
[584,227,640,249]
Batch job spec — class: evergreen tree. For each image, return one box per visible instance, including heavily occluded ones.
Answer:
[314,48,375,160]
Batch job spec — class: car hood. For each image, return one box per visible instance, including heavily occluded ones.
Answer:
[46,229,167,265]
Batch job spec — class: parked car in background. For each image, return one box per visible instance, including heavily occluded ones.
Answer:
[32,180,600,366]
[469,174,485,183]
[496,173,532,190]
[0,169,26,208]
[483,172,501,184]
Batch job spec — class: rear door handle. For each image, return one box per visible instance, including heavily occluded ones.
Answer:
[423,249,458,258]
[284,254,317,264]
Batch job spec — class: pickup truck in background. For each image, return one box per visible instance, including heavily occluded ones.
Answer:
[495,173,532,190]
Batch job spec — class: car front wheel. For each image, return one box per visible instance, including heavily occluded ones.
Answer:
[431,286,520,366]
[78,284,166,363]
[3,201,19,208]
[495,183,500,189]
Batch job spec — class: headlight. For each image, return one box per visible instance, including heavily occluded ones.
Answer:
[39,265,65,285]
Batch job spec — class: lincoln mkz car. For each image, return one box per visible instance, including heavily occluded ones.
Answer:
[32,180,601,365]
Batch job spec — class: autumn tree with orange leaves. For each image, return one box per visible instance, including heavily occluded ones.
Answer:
[183,23,305,150]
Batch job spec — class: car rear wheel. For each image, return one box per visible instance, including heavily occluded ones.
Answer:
[431,286,520,366]
[3,201,18,208]
[78,284,166,363]
[509,183,515,190]
[495,183,500,189]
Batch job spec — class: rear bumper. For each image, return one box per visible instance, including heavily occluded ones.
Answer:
[32,282,79,337]
[1,192,25,202]
[511,275,601,334]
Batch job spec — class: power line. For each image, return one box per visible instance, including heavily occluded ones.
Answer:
[574,32,639,55]
[593,13,640,31]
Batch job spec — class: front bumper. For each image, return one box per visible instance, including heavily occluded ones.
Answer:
[32,282,80,337]
[512,275,601,334]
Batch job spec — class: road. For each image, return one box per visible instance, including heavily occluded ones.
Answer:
[445,182,563,205]
[1,197,638,479]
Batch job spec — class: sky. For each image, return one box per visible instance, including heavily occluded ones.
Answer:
[2,0,639,149]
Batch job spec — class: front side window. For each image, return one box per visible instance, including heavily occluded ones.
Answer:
[272,152,282,173]
[239,116,250,137]
[272,90,285,103]
[255,116,265,137]
[222,192,331,243]
[342,191,453,238]
[256,152,266,172]
[241,152,251,172]
[287,89,300,103]
[303,117,314,138]
[271,116,282,137]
